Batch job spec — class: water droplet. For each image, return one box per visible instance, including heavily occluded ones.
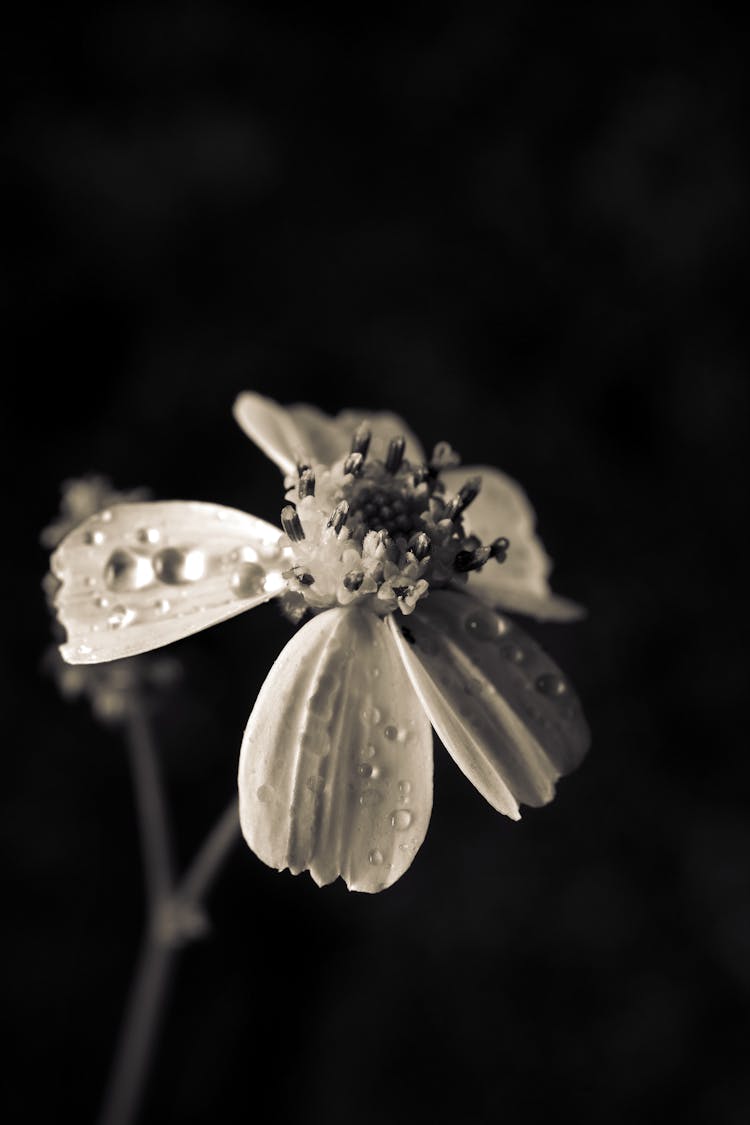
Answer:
[306,775,325,794]
[256,785,273,802]
[94,595,110,608]
[84,529,106,546]
[372,667,381,678]
[391,809,413,830]
[535,673,567,697]
[230,562,266,599]
[501,643,525,664]
[84,576,96,587]
[153,598,171,614]
[260,541,282,561]
[300,730,330,755]
[370,707,382,725]
[105,549,154,591]
[464,609,498,641]
[77,643,93,656]
[263,570,286,595]
[361,744,376,759]
[107,605,135,629]
[496,615,510,636]
[357,763,373,778]
[359,790,383,807]
[368,849,384,865]
[136,527,160,545]
[153,547,206,584]
[384,725,398,740]
[100,510,113,522]
[398,780,412,800]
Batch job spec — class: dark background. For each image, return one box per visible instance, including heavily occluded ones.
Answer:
[6,4,748,1123]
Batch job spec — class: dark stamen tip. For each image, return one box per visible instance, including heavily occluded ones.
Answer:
[454,546,492,572]
[490,536,510,563]
[327,500,350,533]
[281,505,305,542]
[385,435,406,474]
[298,468,316,499]
[343,570,364,591]
[351,422,371,458]
[408,531,431,560]
[344,451,364,477]
[295,571,315,585]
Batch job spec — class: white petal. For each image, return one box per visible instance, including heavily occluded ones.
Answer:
[441,465,585,621]
[238,607,433,892]
[388,589,589,817]
[51,502,287,663]
[233,391,424,475]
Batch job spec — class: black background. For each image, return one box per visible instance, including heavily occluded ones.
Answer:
[6,4,749,1123]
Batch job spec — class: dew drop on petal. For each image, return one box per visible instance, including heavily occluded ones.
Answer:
[100,510,113,522]
[84,529,106,546]
[370,707,382,725]
[398,780,412,800]
[259,542,282,561]
[306,775,326,794]
[535,673,567,697]
[94,596,110,608]
[256,785,273,802]
[384,725,398,741]
[360,790,383,807]
[230,562,266,599]
[77,643,93,656]
[357,763,373,778]
[136,527,161,545]
[361,744,376,759]
[464,609,498,641]
[105,549,155,592]
[153,599,171,614]
[368,849,384,866]
[107,605,135,629]
[391,809,413,830]
[153,547,206,585]
[501,643,525,664]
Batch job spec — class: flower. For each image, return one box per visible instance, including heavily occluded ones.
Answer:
[49,392,590,892]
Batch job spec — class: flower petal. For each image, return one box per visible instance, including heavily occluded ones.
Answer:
[238,606,433,892]
[441,465,584,621]
[388,589,589,817]
[51,502,287,663]
[233,391,424,476]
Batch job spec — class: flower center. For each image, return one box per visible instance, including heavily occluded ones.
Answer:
[278,425,509,620]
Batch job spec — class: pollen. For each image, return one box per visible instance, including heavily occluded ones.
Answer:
[276,427,509,617]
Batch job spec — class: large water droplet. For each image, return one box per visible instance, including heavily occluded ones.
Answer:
[359,790,383,807]
[105,549,154,592]
[391,809,413,830]
[256,785,273,802]
[398,780,412,800]
[464,609,498,641]
[260,541,282,561]
[368,849,384,865]
[535,673,567,697]
[357,763,373,778]
[153,547,206,585]
[384,725,398,741]
[107,605,135,629]
[230,562,266,599]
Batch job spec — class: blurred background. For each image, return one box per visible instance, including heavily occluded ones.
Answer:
[6,3,748,1122]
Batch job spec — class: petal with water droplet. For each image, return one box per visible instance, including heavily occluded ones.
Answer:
[238,607,432,892]
[388,589,589,816]
[50,502,287,663]
[440,465,584,621]
[233,392,424,477]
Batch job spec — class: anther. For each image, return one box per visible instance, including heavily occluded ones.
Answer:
[295,571,315,585]
[351,422,371,458]
[454,546,492,572]
[281,505,305,542]
[343,570,364,591]
[392,585,410,599]
[490,536,510,563]
[326,500,350,533]
[344,451,364,476]
[298,468,315,499]
[385,435,406,474]
[408,532,431,560]
[412,465,430,486]
[445,475,482,520]
[297,460,311,477]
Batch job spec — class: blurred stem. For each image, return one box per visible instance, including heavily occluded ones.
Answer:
[97,697,240,1125]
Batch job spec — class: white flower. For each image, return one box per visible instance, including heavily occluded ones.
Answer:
[49,392,590,892]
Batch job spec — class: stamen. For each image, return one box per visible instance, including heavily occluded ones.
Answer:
[298,468,316,499]
[297,460,311,476]
[412,465,430,486]
[445,475,482,520]
[343,570,364,591]
[294,570,315,585]
[490,536,510,563]
[281,505,305,542]
[351,422,371,458]
[408,531,431,560]
[327,500,350,533]
[454,546,492,572]
[392,585,409,599]
[429,441,461,474]
[385,435,406,474]
[344,451,364,476]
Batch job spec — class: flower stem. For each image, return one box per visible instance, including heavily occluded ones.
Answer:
[97,699,241,1125]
